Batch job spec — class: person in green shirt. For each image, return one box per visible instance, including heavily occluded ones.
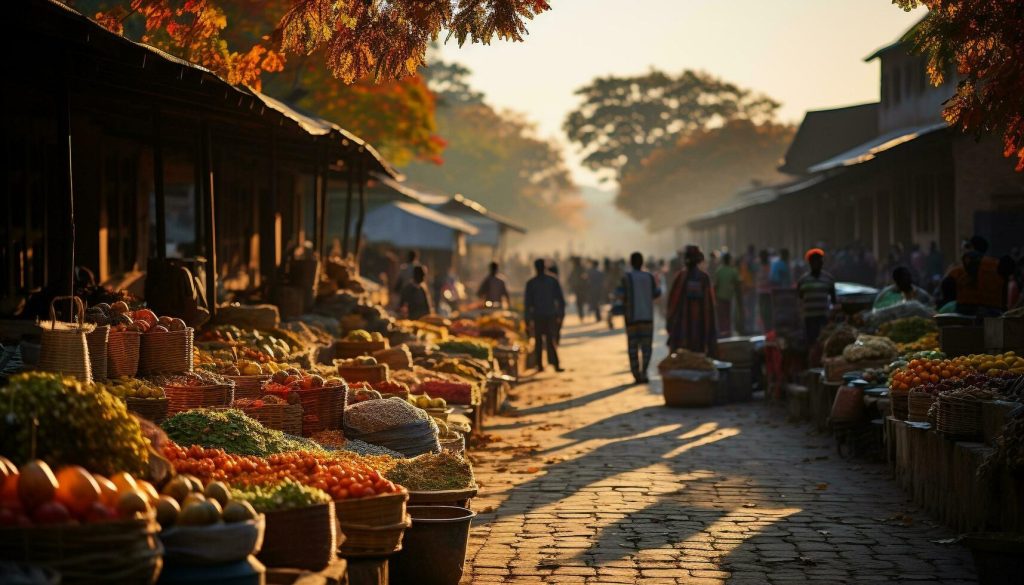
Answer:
[713,253,741,336]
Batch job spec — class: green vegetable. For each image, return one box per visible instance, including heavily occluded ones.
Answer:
[879,317,937,344]
[229,479,331,512]
[161,408,321,456]
[383,451,475,491]
[437,338,492,361]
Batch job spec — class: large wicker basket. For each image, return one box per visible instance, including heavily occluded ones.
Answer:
[337,516,410,556]
[225,374,270,400]
[298,384,347,436]
[138,328,194,375]
[126,396,170,424]
[889,390,909,421]
[233,402,285,430]
[935,394,984,437]
[107,330,141,378]
[165,384,234,415]
[0,518,162,584]
[86,325,110,382]
[38,296,94,382]
[282,403,303,436]
[334,491,408,527]
[907,390,936,423]
[259,503,338,570]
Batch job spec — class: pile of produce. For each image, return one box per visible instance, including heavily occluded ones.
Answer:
[373,379,410,398]
[0,458,157,526]
[897,331,940,353]
[658,349,715,371]
[823,325,858,358]
[0,372,150,475]
[342,329,385,343]
[156,476,258,528]
[862,300,933,330]
[337,440,404,458]
[417,380,474,405]
[407,394,448,409]
[94,376,165,400]
[146,370,234,388]
[842,335,898,363]
[85,302,187,334]
[382,452,475,491]
[229,479,331,513]
[904,372,1014,397]
[335,356,379,368]
[310,430,346,449]
[163,444,402,500]
[879,316,937,344]
[889,358,972,392]
[199,325,296,362]
[437,337,493,361]
[345,398,431,434]
[957,351,1024,375]
[426,357,490,382]
[161,408,317,456]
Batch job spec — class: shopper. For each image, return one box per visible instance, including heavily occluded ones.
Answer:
[797,249,836,347]
[524,258,566,372]
[399,265,433,320]
[548,263,564,345]
[713,252,741,337]
[620,252,661,384]
[393,250,420,295]
[476,261,511,308]
[569,257,587,320]
[756,249,773,331]
[770,248,793,289]
[586,260,605,322]
[666,245,717,357]
[873,266,933,310]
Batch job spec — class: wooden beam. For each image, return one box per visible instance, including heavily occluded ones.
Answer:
[200,121,217,318]
[353,160,367,263]
[341,162,354,258]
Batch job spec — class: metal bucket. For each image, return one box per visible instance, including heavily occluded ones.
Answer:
[388,506,476,585]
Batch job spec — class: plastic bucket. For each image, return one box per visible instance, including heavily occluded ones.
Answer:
[388,506,476,585]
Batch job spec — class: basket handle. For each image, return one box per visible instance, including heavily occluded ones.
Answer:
[49,296,85,330]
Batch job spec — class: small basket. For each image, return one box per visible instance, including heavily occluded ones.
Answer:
[0,518,162,584]
[138,328,194,375]
[107,330,141,378]
[907,391,936,423]
[889,390,909,421]
[334,340,389,360]
[125,396,170,423]
[298,384,347,436]
[38,296,94,382]
[86,325,110,382]
[935,394,984,438]
[234,402,285,430]
[334,491,408,527]
[165,384,234,415]
[226,374,270,400]
[337,516,410,556]
[336,364,389,384]
[282,403,303,436]
[259,502,338,570]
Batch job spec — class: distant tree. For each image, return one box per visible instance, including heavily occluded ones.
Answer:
[895,1,1024,170]
[616,120,794,229]
[563,69,779,180]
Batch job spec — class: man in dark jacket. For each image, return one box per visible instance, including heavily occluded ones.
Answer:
[525,258,566,372]
[399,265,433,320]
[620,252,661,383]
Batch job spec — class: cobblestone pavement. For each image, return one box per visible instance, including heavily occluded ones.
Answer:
[461,317,977,584]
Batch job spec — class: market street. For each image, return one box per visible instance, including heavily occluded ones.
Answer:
[463,317,978,585]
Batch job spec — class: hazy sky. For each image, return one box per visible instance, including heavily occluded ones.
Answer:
[439,0,924,188]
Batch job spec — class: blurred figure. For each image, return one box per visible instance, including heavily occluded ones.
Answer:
[713,252,741,337]
[548,263,564,344]
[569,257,587,320]
[770,248,793,289]
[738,245,757,334]
[606,258,626,330]
[620,252,662,384]
[399,265,433,320]
[393,250,420,296]
[525,259,566,372]
[477,261,511,308]
[874,266,933,309]
[797,249,836,347]
[586,260,605,322]
[756,249,773,331]
[666,245,717,357]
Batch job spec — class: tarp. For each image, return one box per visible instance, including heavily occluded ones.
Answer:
[360,201,478,250]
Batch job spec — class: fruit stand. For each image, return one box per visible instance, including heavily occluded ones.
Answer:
[0,290,510,585]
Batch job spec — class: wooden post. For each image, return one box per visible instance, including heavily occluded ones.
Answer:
[260,132,278,283]
[56,81,75,317]
[152,107,166,260]
[316,144,328,260]
[353,160,367,262]
[341,162,354,258]
[200,122,217,318]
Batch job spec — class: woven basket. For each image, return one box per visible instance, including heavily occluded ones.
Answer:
[336,364,389,384]
[138,328,194,375]
[126,396,170,424]
[225,374,270,400]
[38,296,94,382]
[165,384,234,415]
[0,518,162,584]
[282,403,303,436]
[907,391,937,423]
[86,325,110,382]
[334,491,408,527]
[298,384,347,436]
[107,330,141,378]
[337,516,410,556]
[234,402,285,430]
[889,390,909,421]
[935,394,984,437]
[259,503,338,570]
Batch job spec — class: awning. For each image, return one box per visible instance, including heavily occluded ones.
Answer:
[371,174,527,233]
[360,201,479,250]
[807,122,947,173]
[688,175,827,226]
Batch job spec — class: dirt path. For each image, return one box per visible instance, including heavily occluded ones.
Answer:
[461,316,977,584]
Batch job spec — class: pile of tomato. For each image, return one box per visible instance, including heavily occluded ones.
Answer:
[162,443,401,501]
[889,358,973,392]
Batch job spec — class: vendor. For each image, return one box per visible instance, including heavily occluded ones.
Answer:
[873,266,932,310]
[399,265,433,320]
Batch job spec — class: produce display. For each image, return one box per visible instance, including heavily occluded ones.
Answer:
[416,380,474,405]
[337,439,404,458]
[658,349,715,371]
[437,337,493,361]
[408,394,448,409]
[162,408,318,456]
[156,477,258,528]
[85,302,187,334]
[888,353,1020,392]
[343,329,385,343]
[146,370,234,388]
[879,317,938,344]
[200,325,296,362]
[336,356,379,368]
[229,479,331,513]
[0,373,150,475]
[896,331,940,353]
[345,398,432,434]
[381,452,476,491]
[957,351,1024,375]
[93,376,165,399]
[842,334,898,363]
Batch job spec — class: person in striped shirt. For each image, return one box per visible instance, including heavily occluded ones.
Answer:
[797,248,836,347]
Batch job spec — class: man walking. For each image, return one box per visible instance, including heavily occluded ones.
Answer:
[525,258,566,372]
[797,249,836,347]
[620,252,661,384]
[586,260,605,322]
[477,261,511,308]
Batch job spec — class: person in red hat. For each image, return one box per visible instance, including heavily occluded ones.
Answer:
[796,248,836,347]
[666,245,718,357]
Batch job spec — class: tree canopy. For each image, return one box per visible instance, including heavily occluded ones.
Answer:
[895,1,1024,170]
[563,69,780,180]
[616,120,794,230]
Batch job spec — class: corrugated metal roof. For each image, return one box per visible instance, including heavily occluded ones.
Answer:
[807,122,947,173]
[688,175,827,226]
